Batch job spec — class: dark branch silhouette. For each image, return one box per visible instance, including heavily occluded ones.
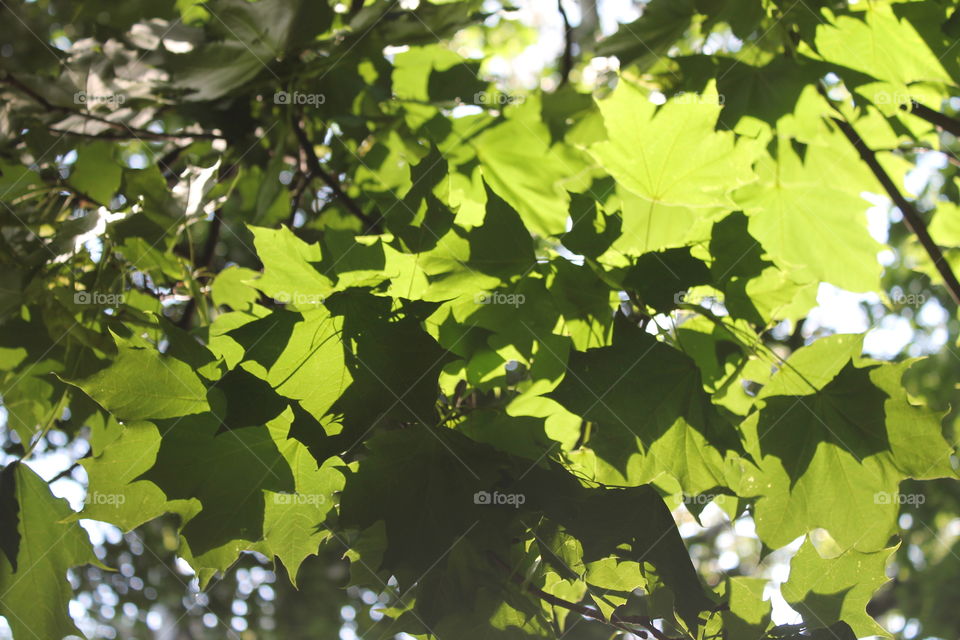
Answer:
[488,551,687,640]
[831,116,960,306]
[903,100,960,138]
[290,114,380,233]
[557,0,574,86]
[819,85,960,306]
[2,73,224,141]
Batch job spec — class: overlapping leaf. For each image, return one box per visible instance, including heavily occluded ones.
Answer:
[739,335,955,550]
[0,463,100,640]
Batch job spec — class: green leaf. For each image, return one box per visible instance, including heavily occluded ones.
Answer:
[142,413,294,554]
[0,161,43,202]
[550,317,741,494]
[66,339,210,422]
[0,465,17,570]
[623,247,711,313]
[591,79,756,217]
[596,0,696,70]
[782,538,895,638]
[561,193,621,259]
[212,265,261,311]
[247,225,333,303]
[257,410,345,586]
[174,41,264,102]
[0,462,100,640]
[815,6,951,90]
[696,0,765,40]
[327,293,451,430]
[708,211,819,325]
[740,334,955,550]
[474,97,576,237]
[172,0,331,100]
[612,188,715,254]
[212,367,288,430]
[393,45,484,103]
[467,182,538,277]
[339,428,513,585]
[231,307,350,420]
[77,420,199,530]
[318,231,429,299]
[69,141,121,204]
[734,137,883,292]
[456,410,554,462]
[720,577,772,639]
[208,0,331,53]
[522,467,715,630]
[547,259,614,350]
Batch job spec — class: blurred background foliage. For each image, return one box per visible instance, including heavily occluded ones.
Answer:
[1,0,960,638]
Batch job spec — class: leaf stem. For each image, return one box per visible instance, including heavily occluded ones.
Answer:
[22,391,70,460]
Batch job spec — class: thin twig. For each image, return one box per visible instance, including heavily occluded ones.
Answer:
[47,461,82,483]
[289,113,379,232]
[58,183,106,210]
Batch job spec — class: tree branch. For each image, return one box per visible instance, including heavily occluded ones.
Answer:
[818,83,960,305]
[487,552,685,640]
[572,0,600,52]
[903,100,960,138]
[157,146,185,185]
[830,114,960,306]
[2,74,224,141]
[287,170,313,227]
[48,127,221,142]
[557,0,574,86]
[289,114,380,233]
[47,461,81,484]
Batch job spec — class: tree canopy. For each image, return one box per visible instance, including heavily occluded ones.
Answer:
[1,0,960,639]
